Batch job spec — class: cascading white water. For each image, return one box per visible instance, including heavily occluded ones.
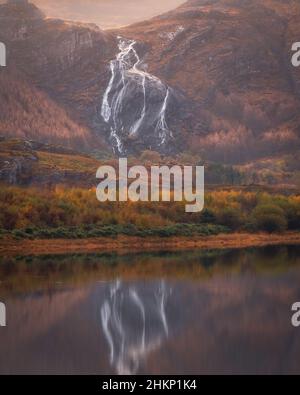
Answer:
[100,280,171,375]
[156,88,171,146]
[101,37,173,154]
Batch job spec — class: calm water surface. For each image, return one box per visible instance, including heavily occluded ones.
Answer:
[0,245,300,375]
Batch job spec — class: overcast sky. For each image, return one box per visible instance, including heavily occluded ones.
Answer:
[26,0,185,29]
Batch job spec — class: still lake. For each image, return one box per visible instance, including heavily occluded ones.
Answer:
[0,245,300,375]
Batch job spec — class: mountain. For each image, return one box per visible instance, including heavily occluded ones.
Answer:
[118,0,300,162]
[1,0,300,163]
[0,0,115,151]
[0,68,102,149]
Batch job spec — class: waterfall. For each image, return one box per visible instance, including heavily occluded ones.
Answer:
[101,37,173,154]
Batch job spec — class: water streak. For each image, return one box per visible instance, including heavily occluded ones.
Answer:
[101,37,173,154]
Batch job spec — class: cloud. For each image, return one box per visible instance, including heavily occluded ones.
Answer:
[28,0,185,29]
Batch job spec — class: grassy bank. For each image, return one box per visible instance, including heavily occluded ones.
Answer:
[0,223,228,240]
[0,232,300,257]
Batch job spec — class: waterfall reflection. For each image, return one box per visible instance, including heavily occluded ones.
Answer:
[101,280,172,375]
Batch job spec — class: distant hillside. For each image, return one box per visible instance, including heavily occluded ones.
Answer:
[0,69,105,150]
[0,0,115,152]
[1,0,300,163]
[1,137,299,192]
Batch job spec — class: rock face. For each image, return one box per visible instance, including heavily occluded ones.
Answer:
[100,37,186,155]
[119,0,300,161]
[0,137,100,187]
[0,0,116,151]
[0,69,104,150]
[1,0,300,162]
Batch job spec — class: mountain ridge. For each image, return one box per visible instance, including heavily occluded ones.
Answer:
[1,0,300,163]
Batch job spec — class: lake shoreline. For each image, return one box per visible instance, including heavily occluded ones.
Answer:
[0,232,300,257]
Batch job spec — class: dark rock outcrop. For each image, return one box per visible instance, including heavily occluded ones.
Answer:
[0,137,100,187]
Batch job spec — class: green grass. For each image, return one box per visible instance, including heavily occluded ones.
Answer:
[2,223,230,240]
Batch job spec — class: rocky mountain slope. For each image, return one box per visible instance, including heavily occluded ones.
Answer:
[119,0,300,162]
[0,68,104,149]
[1,0,300,163]
[0,137,101,186]
[1,136,298,190]
[0,0,115,151]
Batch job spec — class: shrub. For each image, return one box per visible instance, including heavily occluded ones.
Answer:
[140,150,161,163]
[200,209,216,224]
[217,208,243,230]
[252,205,287,233]
[285,205,300,230]
[0,205,19,230]
[0,185,298,236]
